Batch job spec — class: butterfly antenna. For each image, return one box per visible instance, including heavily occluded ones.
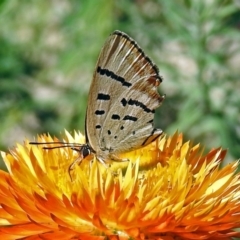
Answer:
[29,141,83,150]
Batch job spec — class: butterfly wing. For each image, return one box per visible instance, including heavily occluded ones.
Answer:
[101,77,164,153]
[86,30,164,155]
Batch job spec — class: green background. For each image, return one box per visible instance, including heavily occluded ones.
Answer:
[0,0,240,170]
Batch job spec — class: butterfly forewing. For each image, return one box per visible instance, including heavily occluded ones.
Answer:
[86,30,164,159]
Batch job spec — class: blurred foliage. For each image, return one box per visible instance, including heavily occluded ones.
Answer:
[0,0,240,170]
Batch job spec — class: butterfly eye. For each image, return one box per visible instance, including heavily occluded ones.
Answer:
[82,146,91,158]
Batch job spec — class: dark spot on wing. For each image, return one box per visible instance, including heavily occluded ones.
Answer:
[95,110,105,115]
[121,98,154,113]
[97,66,132,87]
[111,114,121,120]
[123,115,138,122]
[147,119,154,124]
[121,98,127,107]
[97,93,110,100]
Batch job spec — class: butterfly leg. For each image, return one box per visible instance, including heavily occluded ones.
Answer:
[109,154,129,163]
[96,150,129,164]
[68,154,85,181]
[95,156,110,167]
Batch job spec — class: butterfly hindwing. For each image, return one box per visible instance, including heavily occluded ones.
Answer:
[100,77,164,153]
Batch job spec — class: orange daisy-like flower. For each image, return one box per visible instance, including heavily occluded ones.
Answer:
[0,131,240,240]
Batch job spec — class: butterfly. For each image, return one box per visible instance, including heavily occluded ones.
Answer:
[31,30,165,174]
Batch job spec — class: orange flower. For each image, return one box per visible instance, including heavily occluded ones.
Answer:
[0,131,240,239]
